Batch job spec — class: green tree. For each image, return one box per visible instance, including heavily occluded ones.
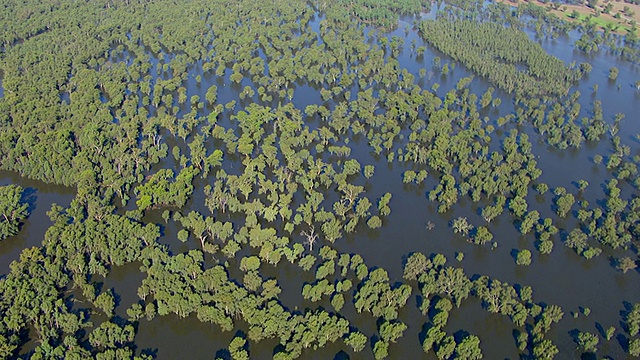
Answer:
[344,332,367,353]
[452,217,473,237]
[555,192,575,218]
[609,67,619,81]
[605,326,616,341]
[565,229,588,254]
[455,334,483,360]
[625,303,640,336]
[364,165,375,179]
[509,196,528,218]
[95,291,116,318]
[403,252,429,281]
[516,249,532,266]
[331,293,345,312]
[229,335,249,360]
[520,211,540,235]
[0,185,30,240]
[373,340,389,360]
[436,335,456,359]
[617,257,638,273]
[533,339,558,359]
[367,215,382,229]
[472,226,493,245]
[538,240,554,255]
[577,332,598,353]
[379,320,407,343]
[629,338,640,356]
[437,267,472,307]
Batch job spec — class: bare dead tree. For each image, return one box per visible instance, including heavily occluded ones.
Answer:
[301,226,318,252]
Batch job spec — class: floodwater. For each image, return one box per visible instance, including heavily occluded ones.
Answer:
[0,170,75,275]
[2,7,640,360]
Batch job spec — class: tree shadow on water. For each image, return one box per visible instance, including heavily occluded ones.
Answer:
[334,350,350,360]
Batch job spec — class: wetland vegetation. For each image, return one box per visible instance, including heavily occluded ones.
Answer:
[1,0,640,358]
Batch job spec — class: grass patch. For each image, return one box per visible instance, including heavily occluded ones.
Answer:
[565,11,632,33]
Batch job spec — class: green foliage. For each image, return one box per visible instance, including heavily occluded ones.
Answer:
[455,334,483,360]
[315,260,336,280]
[630,338,640,356]
[229,335,249,360]
[516,249,532,266]
[343,159,361,176]
[333,0,429,29]
[516,331,528,351]
[89,322,135,350]
[436,267,472,307]
[576,332,599,353]
[605,326,616,341]
[436,335,456,359]
[177,229,189,243]
[509,196,528,218]
[617,257,637,273]
[135,167,197,211]
[533,339,559,359]
[537,240,554,255]
[302,280,334,302]
[474,276,518,315]
[298,255,316,272]
[354,268,412,320]
[535,183,549,195]
[0,185,30,240]
[554,192,575,218]
[378,193,392,217]
[472,226,493,245]
[452,217,473,237]
[520,211,540,235]
[373,340,389,360]
[367,215,382,229]
[565,228,588,255]
[364,165,375,179]
[240,256,261,272]
[403,252,429,281]
[625,303,640,337]
[345,331,367,352]
[331,293,345,312]
[95,291,116,318]
[419,19,581,97]
[379,320,407,343]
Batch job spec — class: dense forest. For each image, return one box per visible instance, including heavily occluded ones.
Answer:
[0,0,639,358]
